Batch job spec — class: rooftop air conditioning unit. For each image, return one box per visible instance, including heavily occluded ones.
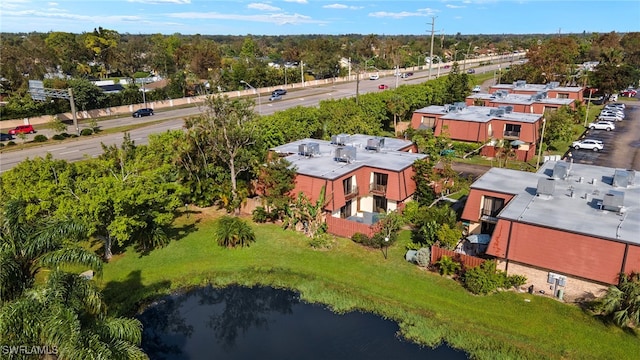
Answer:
[489,108,498,116]
[536,177,556,196]
[453,102,467,111]
[443,104,452,112]
[298,142,320,157]
[602,190,625,211]
[495,109,506,117]
[334,146,356,163]
[515,80,527,87]
[553,162,570,179]
[613,169,636,188]
[331,134,349,146]
[504,105,514,113]
[365,138,385,151]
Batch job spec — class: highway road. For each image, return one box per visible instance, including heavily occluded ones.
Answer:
[0,60,513,173]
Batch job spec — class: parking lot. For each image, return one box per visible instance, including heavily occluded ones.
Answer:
[568,99,639,171]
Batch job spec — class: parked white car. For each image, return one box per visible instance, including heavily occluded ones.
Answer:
[588,120,615,131]
[572,139,604,151]
[369,74,379,80]
[600,109,625,119]
[598,113,623,122]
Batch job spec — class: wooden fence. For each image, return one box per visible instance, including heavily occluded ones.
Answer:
[431,245,485,269]
[325,216,376,238]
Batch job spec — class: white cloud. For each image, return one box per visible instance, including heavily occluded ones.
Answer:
[284,0,308,3]
[168,11,326,26]
[3,9,142,23]
[48,2,59,6]
[446,4,465,9]
[127,0,191,4]
[369,9,435,19]
[248,3,281,12]
[323,3,363,10]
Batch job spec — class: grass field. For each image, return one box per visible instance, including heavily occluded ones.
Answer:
[99,210,640,360]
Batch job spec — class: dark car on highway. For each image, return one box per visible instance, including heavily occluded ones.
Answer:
[272,89,287,96]
[132,108,154,118]
[1,133,14,141]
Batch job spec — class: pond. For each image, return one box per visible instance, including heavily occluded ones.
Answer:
[138,285,469,359]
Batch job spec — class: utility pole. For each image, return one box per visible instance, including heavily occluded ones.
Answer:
[428,16,436,80]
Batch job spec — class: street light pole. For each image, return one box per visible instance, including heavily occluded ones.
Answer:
[240,80,261,115]
[382,237,390,259]
[583,89,594,127]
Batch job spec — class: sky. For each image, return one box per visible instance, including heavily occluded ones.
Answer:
[0,0,639,36]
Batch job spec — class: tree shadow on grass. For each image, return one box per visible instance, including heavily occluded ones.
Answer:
[102,269,172,317]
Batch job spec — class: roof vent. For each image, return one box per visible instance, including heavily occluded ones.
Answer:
[504,105,513,113]
[515,80,527,88]
[331,134,350,146]
[602,190,625,211]
[553,162,570,179]
[334,146,356,163]
[365,137,385,152]
[537,177,556,196]
[298,142,320,157]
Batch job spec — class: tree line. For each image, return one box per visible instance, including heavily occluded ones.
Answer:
[2,29,639,120]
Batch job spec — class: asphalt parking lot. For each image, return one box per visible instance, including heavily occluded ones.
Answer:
[568,98,640,171]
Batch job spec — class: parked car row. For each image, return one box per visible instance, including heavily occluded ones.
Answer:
[597,103,626,122]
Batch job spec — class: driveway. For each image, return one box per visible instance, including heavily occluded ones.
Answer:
[569,100,639,171]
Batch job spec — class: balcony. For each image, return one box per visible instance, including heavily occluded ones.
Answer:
[503,131,520,139]
[370,184,387,195]
[344,185,359,200]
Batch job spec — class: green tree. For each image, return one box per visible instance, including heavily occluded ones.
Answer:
[0,269,146,359]
[214,215,256,248]
[436,223,463,250]
[386,94,409,135]
[183,94,261,212]
[0,199,102,303]
[283,186,326,238]
[434,255,461,276]
[258,157,296,220]
[598,272,640,328]
[443,62,470,103]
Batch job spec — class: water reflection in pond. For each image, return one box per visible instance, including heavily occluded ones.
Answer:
[138,286,468,360]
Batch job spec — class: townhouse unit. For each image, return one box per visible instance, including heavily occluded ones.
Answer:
[410,103,544,162]
[489,80,584,103]
[466,89,576,113]
[461,161,640,299]
[271,134,426,238]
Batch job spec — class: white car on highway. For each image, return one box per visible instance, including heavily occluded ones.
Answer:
[588,120,615,131]
[572,139,604,151]
[598,113,623,122]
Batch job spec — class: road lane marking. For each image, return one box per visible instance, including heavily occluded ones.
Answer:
[59,150,79,155]
[49,147,66,151]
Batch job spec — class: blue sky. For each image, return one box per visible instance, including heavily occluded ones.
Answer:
[1,0,638,35]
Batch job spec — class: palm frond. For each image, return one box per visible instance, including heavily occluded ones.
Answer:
[38,246,104,276]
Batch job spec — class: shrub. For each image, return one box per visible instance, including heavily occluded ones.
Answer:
[434,255,461,276]
[6,141,16,146]
[252,206,269,223]
[214,216,256,248]
[32,134,48,142]
[309,234,334,250]
[462,260,518,295]
[351,232,370,245]
[52,134,66,140]
[415,247,431,267]
[0,143,4,148]
[80,128,93,136]
[505,274,527,288]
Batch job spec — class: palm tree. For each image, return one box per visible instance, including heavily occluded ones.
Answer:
[0,270,147,359]
[0,199,103,303]
[214,216,256,248]
[598,272,640,328]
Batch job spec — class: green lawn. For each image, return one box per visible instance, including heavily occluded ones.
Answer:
[99,214,639,360]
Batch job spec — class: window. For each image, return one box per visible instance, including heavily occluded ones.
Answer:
[343,177,358,199]
[373,196,387,213]
[421,116,436,128]
[503,124,521,138]
[371,173,388,194]
[482,196,505,218]
[556,93,569,99]
[340,200,352,219]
